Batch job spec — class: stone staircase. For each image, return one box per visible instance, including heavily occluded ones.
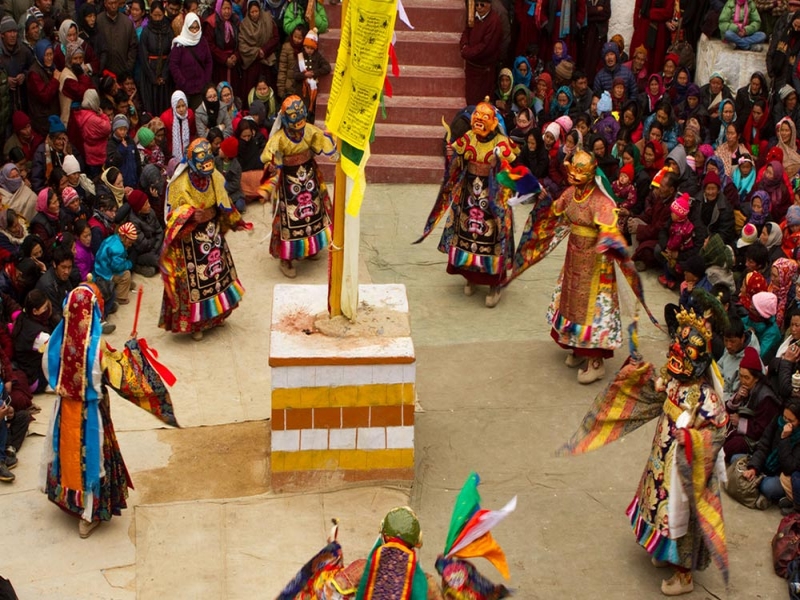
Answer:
[317,0,465,184]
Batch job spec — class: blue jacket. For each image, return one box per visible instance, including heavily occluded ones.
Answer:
[593,63,638,102]
[93,234,132,281]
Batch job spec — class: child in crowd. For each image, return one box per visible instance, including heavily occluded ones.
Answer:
[93,222,137,305]
[216,136,245,213]
[660,193,695,288]
[613,164,637,235]
[782,205,800,260]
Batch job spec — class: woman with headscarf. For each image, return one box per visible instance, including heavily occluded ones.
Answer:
[770,257,798,328]
[741,99,770,166]
[60,42,95,138]
[30,188,61,260]
[235,117,267,200]
[711,98,738,149]
[766,11,800,93]
[676,85,710,132]
[139,0,174,116]
[0,163,36,223]
[217,81,239,123]
[775,117,800,178]
[705,153,742,211]
[169,13,212,108]
[618,100,643,143]
[532,72,554,122]
[757,160,792,223]
[128,0,148,37]
[96,166,127,210]
[714,121,748,178]
[204,0,241,90]
[512,56,532,89]
[277,23,307,99]
[760,220,785,263]
[238,0,280,102]
[160,91,197,163]
[549,85,573,119]
[638,73,665,117]
[195,82,233,138]
[732,153,757,202]
[515,126,549,179]
[77,4,105,62]
[642,140,665,178]
[669,67,692,105]
[54,19,99,76]
[28,40,61,138]
[72,89,110,179]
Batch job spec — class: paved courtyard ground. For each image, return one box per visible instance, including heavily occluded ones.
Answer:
[1,184,787,598]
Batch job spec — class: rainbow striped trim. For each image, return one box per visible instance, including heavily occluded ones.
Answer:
[448,246,501,275]
[552,311,595,344]
[280,227,331,260]
[627,497,679,564]
[190,279,245,323]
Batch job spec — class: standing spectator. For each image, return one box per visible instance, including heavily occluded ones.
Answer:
[204,0,240,91]
[580,0,610,83]
[630,0,676,74]
[73,89,111,180]
[160,91,197,163]
[288,28,330,124]
[238,0,279,102]
[593,41,637,100]
[138,0,174,116]
[31,117,74,194]
[277,23,306,99]
[59,43,94,132]
[766,12,800,94]
[96,0,137,76]
[0,15,34,114]
[460,0,503,106]
[215,135,244,212]
[54,19,99,76]
[105,114,141,188]
[735,72,769,123]
[169,13,211,108]
[719,0,767,51]
[28,40,62,138]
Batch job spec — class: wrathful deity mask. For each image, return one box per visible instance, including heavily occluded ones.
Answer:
[666,309,712,382]
[565,149,596,187]
[471,102,498,138]
[188,139,215,176]
[281,95,307,137]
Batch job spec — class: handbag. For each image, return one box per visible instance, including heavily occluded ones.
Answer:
[724,455,764,509]
[774,513,800,577]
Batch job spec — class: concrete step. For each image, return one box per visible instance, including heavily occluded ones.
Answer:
[318,152,445,184]
[320,30,464,68]
[324,0,465,32]
[317,94,466,127]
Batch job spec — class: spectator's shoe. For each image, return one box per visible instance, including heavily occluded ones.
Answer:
[565,353,586,368]
[578,358,606,384]
[485,287,502,308]
[5,455,17,470]
[464,282,475,296]
[661,572,693,596]
[107,301,120,315]
[134,266,158,278]
[0,463,14,482]
[79,519,101,539]
[755,493,771,510]
[750,44,764,52]
[780,497,797,515]
[635,261,647,272]
[101,321,117,335]
[5,445,15,458]
[279,260,297,279]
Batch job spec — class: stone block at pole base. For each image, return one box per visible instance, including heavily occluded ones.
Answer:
[269,284,415,492]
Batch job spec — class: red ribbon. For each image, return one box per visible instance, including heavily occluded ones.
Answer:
[388,43,399,78]
[138,338,177,387]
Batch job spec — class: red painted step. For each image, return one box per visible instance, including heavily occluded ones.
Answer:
[319,122,446,155]
[318,153,445,184]
[317,94,466,127]
[319,29,464,68]
[325,0,465,33]
[318,65,463,98]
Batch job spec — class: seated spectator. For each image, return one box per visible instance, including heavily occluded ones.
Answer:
[58,186,89,233]
[531,73,554,121]
[31,116,75,194]
[593,41,637,100]
[675,85,708,131]
[757,160,792,223]
[0,209,25,268]
[88,193,118,254]
[29,188,61,261]
[62,154,95,207]
[775,117,800,178]
[782,204,800,260]
[236,118,267,201]
[196,82,233,139]
[105,114,141,189]
[123,190,163,278]
[508,108,535,145]
[742,402,800,509]
[516,128,548,180]
[3,112,43,173]
[721,316,762,403]
[772,85,800,136]
[724,344,779,461]
[719,0,767,52]
[0,257,41,306]
[97,167,128,208]
[715,122,748,178]
[629,171,679,270]
[743,290,782,363]
[759,221,784,264]
[770,257,798,328]
[739,101,769,167]
[643,101,681,152]
[701,72,734,120]
[569,70,592,117]
[771,309,800,402]
[493,67,513,122]
[701,233,736,291]
[34,245,74,320]
[73,219,94,282]
[216,136,245,213]
[668,67,692,105]
[11,289,56,393]
[692,170,737,245]
[664,255,712,333]
[72,89,111,180]
[140,164,166,228]
[732,153,756,205]
[659,194,697,289]
[93,222,137,305]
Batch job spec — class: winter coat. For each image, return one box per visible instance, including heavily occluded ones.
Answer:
[93,233,132,281]
[73,109,112,168]
[749,414,800,475]
[129,209,164,257]
[169,40,213,96]
[195,101,234,138]
[96,10,138,75]
[27,62,60,137]
[593,62,638,100]
[690,192,737,245]
[719,0,763,36]
[106,135,142,188]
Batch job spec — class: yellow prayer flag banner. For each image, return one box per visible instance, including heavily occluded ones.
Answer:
[326,0,398,151]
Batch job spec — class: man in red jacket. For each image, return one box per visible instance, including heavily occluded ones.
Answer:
[460,0,503,106]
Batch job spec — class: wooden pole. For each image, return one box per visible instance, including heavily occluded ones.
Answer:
[328,0,349,318]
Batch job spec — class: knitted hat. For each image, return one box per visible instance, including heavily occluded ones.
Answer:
[633,45,647,59]
[698,144,714,159]
[702,171,721,189]
[28,7,43,20]
[66,41,84,63]
[118,222,138,240]
[554,115,573,134]
[11,111,29,133]
[48,115,66,134]
[0,16,17,34]
[651,166,669,188]
[62,154,80,175]
[61,186,78,206]
[136,126,155,147]
[619,164,634,181]
[127,189,148,213]
[753,291,778,319]
[686,83,702,99]
[602,41,619,59]
[597,90,612,114]
[736,222,758,247]
[788,205,800,226]
[36,188,50,208]
[554,60,574,81]
[679,254,706,279]
[544,122,561,141]
[112,114,129,132]
[670,193,691,218]
[304,27,318,49]
[610,34,625,52]
[664,53,680,67]
[780,84,797,101]
[220,136,239,158]
[739,346,762,373]
[612,76,625,88]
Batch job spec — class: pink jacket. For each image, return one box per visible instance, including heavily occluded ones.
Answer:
[73,109,112,168]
